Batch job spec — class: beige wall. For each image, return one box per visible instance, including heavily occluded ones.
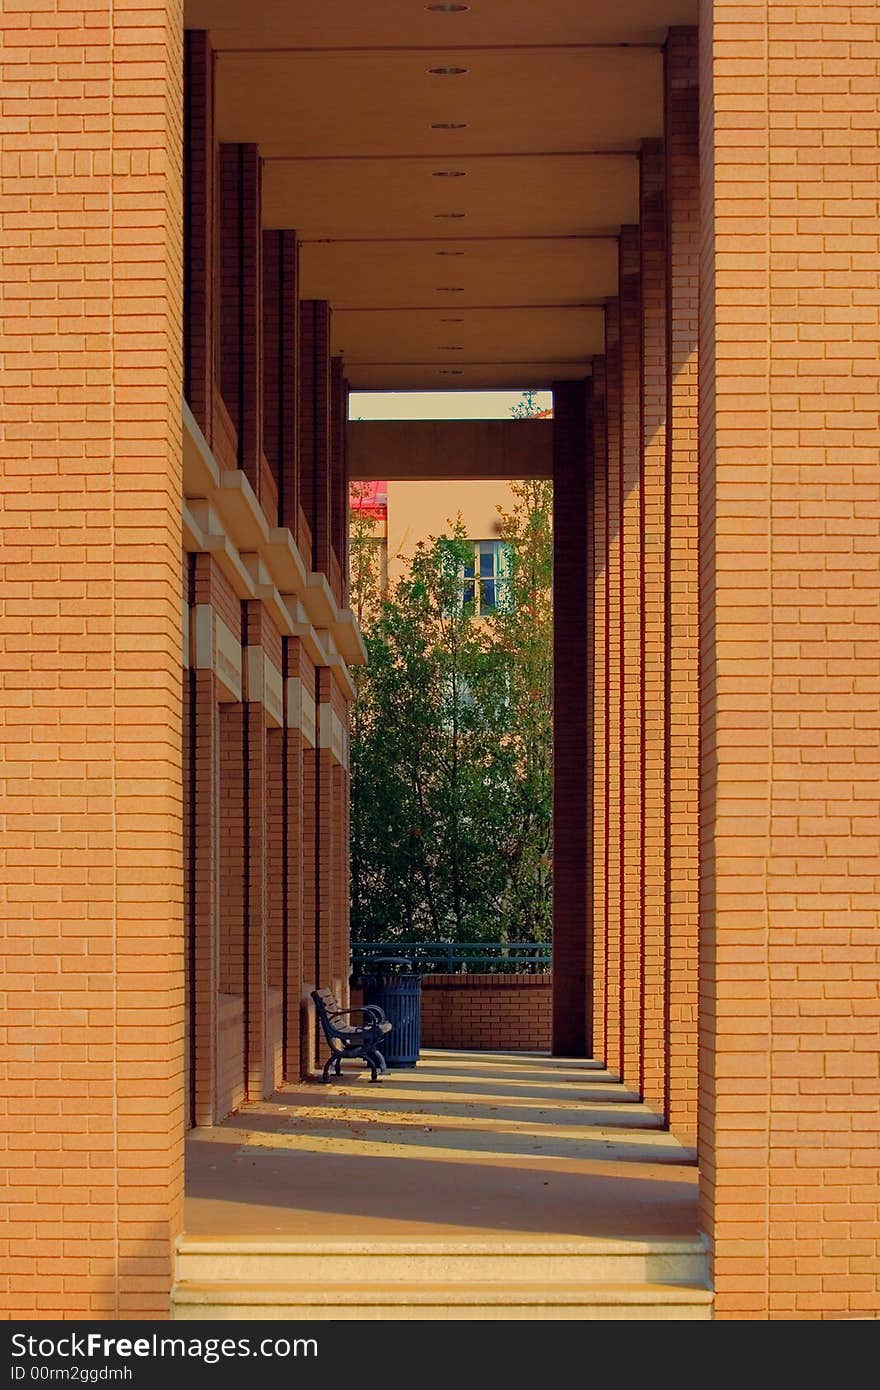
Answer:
[385,479,519,584]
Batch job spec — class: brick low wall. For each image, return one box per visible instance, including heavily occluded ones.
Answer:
[421,973,551,1052]
[351,973,551,1052]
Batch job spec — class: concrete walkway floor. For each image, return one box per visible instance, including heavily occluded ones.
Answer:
[185,1050,699,1243]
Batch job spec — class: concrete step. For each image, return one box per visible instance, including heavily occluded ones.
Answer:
[176,1234,709,1287]
[173,1235,712,1320]
[172,1277,713,1321]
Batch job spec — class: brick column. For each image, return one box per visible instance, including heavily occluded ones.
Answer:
[330,356,348,606]
[190,665,220,1127]
[619,225,643,1091]
[300,300,332,573]
[282,639,307,1080]
[699,0,880,1321]
[183,30,214,441]
[640,141,668,1112]
[316,668,337,999]
[219,144,263,498]
[218,700,246,1115]
[243,604,285,1101]
[589,358,608,1065]
[665,26,700,1143]
[263,229,300,533]
[0,0,184,1317]
[551,378,591,1057]
[298,654,319,1071]
[603,301,623,1080]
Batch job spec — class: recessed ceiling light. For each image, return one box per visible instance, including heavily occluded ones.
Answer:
[432,170,466,178]
[435,249,465,256]
[438,345,464,350]
[439,317,464,322]
[431,121,469,130]
[436,286,465,292]
[426,3,470,11]
[427,66,469,76]
[440,368,464,375]
[434,212,466,219]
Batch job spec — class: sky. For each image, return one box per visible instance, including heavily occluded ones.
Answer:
[349,389,553,421]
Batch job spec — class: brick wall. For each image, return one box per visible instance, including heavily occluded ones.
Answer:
[551,380,591,1056]
[0,0,185,1319]
[699,0,880,1321]
[664,26,700,1145]
[420,975,552,1053]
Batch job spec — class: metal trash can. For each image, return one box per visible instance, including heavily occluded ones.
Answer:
[357,957,421,1068]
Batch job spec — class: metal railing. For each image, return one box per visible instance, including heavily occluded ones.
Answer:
[351,940,552,975]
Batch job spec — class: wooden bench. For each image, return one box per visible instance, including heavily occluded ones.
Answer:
[311,988,391,1083]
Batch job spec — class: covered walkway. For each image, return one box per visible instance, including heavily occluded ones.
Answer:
[175,1051,710,1318]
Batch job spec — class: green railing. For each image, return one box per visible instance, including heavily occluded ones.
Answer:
[351,941,551,975]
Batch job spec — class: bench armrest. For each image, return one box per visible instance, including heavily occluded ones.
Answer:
[331,1005,388,1026]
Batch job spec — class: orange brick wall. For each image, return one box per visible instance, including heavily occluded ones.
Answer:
[603,299,623,1081]
[699,0,880,1321]
[619,224,643,1092]
[589,358,608,1067]
[0,0,185,1318]
[420,976,552,1053]
[640,139,668,1112]
[665,26,700,1145]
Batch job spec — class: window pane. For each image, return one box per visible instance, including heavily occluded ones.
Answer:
[479,548,495,577]
[463,579,475,606]
[481,579,496,613]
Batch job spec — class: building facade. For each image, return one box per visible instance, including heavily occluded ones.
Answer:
[1,1,878,1322]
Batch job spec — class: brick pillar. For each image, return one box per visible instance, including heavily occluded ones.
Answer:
[590,358,608,1065]
[191,666,220,1127]
[665,26,700,1143]
[316,668,337,998]
[551,378,591,1057]
[0,0,184,1317]
[619,225,643,1090]
[218,701,246,1112]
[263,229,300,533]
[699,0,880,1321]
[603,301,623,1080]
[330,356,347,605]
[298,655,319,1071]
[283,639,306,1079]
[243,604,280,1101]
[184,30,214,441]
[640,141,668,1112]
[300,300,332,573]
[219,144,263,497]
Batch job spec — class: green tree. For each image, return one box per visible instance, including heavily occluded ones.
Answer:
[349,391,553,948]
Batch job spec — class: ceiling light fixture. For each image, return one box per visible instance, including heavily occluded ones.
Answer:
[439,317,464,322]
[440,368,464,375]
[431,121,469,130]
[438,345,464,350]
[426,3,470,12]
[432,170,466,178]
[427,65,469,76]
[433,212,466,219]
[435,249,465,256]
[436,286,465,292]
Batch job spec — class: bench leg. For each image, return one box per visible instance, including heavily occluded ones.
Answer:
[322,1054,336,1083]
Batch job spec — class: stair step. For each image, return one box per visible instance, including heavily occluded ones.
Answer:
[176,1235,709,1287]
[172,1278,713,1321]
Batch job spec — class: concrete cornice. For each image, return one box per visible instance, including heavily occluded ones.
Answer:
[182,402,367,686]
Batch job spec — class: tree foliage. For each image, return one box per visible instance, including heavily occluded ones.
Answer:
[350,398,553,946]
